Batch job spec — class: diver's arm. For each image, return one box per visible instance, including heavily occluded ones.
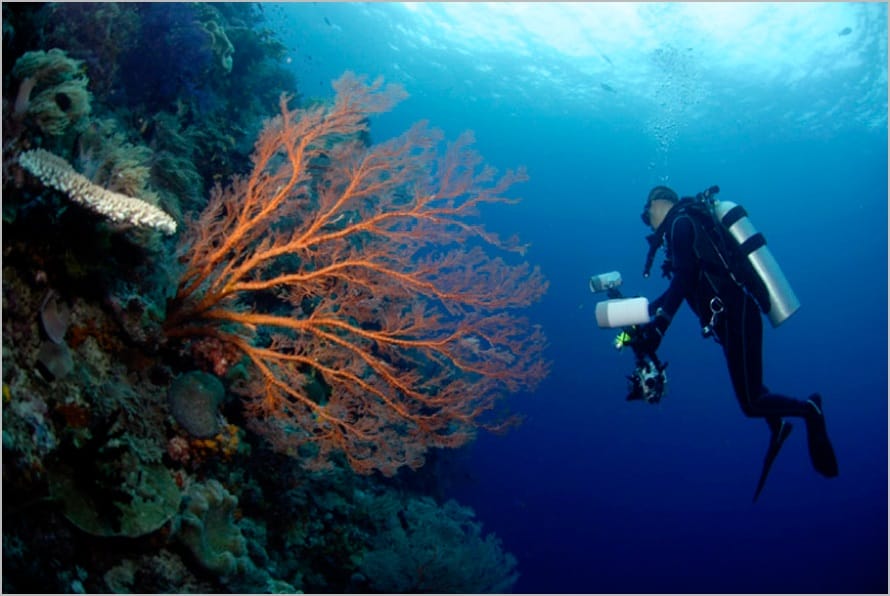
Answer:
[648,214,697,328]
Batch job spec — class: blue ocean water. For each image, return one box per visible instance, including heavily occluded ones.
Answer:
[268,3,890,593]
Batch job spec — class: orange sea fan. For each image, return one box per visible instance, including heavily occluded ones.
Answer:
[164,72,549,476]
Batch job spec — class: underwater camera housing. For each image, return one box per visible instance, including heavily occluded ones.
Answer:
[626,351,668,404]
[590,270,668,404]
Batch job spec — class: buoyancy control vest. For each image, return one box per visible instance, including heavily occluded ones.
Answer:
[643,186,800,327]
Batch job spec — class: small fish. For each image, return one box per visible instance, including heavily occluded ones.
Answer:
[600,82,616,94]
[838,27,852,37]
[323,16,342,32]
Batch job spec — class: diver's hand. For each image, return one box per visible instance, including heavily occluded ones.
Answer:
[633,322,664,355]
[634,309,670,355]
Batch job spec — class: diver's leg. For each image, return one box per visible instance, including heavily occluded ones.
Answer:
[722,294,813,418]
[723,294,837,477]
[765,414,782,436]
[719,303,798,500]
[719,295,772,413]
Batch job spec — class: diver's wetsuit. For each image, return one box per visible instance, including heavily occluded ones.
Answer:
[648,211,815,424]
[644,204,838,481]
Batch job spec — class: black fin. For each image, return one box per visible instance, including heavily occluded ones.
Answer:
[805,395,839,478]
[753,421,793,503]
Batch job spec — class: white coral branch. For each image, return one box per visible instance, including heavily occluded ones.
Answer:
[18,148,177,235]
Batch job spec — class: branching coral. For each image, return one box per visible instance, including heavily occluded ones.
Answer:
[18,148,177,235]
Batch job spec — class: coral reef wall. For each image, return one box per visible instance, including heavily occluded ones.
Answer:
[2,4,533,593]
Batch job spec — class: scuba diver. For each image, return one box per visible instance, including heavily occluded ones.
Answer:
[633,185,838,501]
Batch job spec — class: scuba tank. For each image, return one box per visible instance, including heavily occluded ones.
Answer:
[703,187,800,327]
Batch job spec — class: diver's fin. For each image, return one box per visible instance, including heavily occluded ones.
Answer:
[752,420,793,503]
[805,394,839,478]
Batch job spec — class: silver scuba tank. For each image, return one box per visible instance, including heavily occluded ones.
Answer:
[713,200,800,327]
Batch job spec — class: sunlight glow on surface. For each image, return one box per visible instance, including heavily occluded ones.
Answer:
[401,2,869,70]
[272,2,886,137]
[393,1,886,134]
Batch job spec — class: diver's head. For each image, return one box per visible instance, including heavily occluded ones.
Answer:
[641,186,678,230]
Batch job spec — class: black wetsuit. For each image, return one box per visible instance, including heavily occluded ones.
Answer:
[643,202,838,481]
[648,209,815,431]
